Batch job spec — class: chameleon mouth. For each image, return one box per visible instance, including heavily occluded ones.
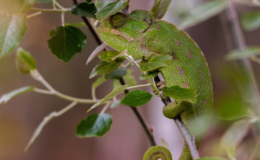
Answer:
[98,28,134,41]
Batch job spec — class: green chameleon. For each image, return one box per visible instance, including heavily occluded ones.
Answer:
[97,10,213,160]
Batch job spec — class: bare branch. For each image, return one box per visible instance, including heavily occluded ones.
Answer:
[154,76,200,159]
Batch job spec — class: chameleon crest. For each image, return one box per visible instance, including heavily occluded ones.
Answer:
[98,10,213,160]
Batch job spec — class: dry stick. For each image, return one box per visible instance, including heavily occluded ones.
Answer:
[72,0,157,146]
[224,2,260,115]
[154,77,200,160]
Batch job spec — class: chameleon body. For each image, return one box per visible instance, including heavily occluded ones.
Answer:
[97,10,213,160]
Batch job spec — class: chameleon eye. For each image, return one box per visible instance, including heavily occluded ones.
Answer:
[110,13,126,29]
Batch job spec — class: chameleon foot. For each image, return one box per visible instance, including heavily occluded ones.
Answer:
[156,81,166,91]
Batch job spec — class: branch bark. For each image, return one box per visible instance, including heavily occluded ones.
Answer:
[72,0,157,146]
[154,77,200,160]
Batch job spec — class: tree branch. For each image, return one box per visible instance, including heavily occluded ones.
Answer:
[71,0,157,146]
[154,76,200,160]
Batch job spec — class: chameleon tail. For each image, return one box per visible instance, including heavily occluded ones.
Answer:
[143,146,172,160]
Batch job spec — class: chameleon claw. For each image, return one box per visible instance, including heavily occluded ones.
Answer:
[156,81,166,91]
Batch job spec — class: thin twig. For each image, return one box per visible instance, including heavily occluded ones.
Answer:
[25,102,78,151]
[55,1,68,10]
[71,0,158,146]
[100,103,110,114]
[175,119,200,159]
[119,78,157,146]
[27,11,42,19]
[53,0,56,10]
[61,12,65,26]
[31,71,110,104]
[126,83,151,90]
[30,7,70,13]
[154,76,200,160]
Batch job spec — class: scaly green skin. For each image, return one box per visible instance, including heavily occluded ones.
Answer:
[143,146,172,160]
[97,10,213,160]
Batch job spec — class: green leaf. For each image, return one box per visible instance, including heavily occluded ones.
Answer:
[16,48,37,74]
[216,96,248,120]
[65,22,87,27]
[76,113,112,137]
[105,67,127,79]
[110,99,121,108]
[220,120,250,159]
[124,70,136,87]
[0,15,27,59]
[151,0,172,19]
[140,71,160,80]
[226,47,260,60]
[89,60,124,78]
[113,80,121,89]
[140,55,171,72]
[150,55,172,63]
[179,0,228,29]
[162,86,197,103]
[0,0,35,15]
[48,26,87,62]
[92,76,106,89]
[196,157,227,160]
[95,0,128,20]
[88,85,127,112]
[35,0,52,3]
[86,0,92,3]
[95,1,113,10]
[241,11,260,31]
[0,86,34,104]
[71,3,97,19]
[99,50,123,62]
[120,90,153,107]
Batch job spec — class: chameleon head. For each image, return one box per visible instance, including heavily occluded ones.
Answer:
[97,10,154,49]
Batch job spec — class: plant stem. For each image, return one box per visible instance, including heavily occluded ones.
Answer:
[55,1,67,10]
[144,73,162,98]
[251,56,260,64]
[119,78,157,146]
[30,8,70,13]
[25,101,77,151]
[127,84,151,90]
[53,0,56,10]
[31,71,110,104]
[71,0,158,146]
[27,11,42,19]
[154,76,200,159]
[61,12,65,26]
[100,103,110,114]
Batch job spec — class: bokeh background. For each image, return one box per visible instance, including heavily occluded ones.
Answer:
[0,0,260,160]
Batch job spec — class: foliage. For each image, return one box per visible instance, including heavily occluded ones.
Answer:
[120,90,153,107]
[48,26,87,62]
[162,86,197,103]
[76,113,112,137]
[16,48,37,74]
[0,86,34,104]
[71,2,97,19]
[0,0,259,159]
